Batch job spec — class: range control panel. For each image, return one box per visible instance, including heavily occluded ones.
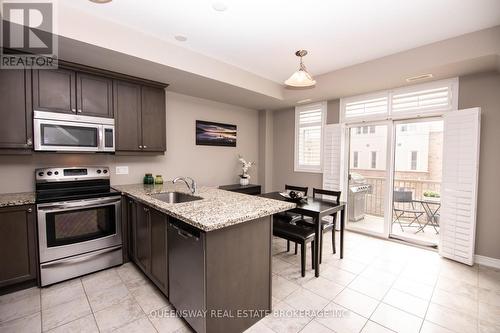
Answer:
[35,166,110,183]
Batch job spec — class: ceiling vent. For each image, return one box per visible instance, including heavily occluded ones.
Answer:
[406,73,433,83]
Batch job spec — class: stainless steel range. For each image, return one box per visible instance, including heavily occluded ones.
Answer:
[36,166,122,286]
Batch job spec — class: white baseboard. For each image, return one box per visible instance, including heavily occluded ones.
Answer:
[475,255,500,269]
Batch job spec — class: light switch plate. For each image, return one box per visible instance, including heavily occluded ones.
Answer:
[116,166,129,175]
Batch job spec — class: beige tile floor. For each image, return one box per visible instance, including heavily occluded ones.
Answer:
[1,231,499,333]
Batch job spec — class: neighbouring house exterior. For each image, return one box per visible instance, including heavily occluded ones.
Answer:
[349,121,443,217]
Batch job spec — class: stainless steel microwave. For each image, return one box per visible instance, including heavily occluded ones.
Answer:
[34,111,115,152]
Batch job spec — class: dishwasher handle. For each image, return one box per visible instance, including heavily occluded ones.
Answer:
[171,223,200,241]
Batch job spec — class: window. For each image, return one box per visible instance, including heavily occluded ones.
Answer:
[362,126,368,134]
[369,126,375,134]
[356,127,361,134]
[340,78,458,122]
[411,151,418,170]
[353,151,359,168]
[371,151,377,169]
[295,102,326,172]
[401,125,407,132]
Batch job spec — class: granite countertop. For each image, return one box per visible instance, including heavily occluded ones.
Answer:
[114,183,295,232]
[0,192,36,208]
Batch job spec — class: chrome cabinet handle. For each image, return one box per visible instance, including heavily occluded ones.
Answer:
[143,145,148,149]
[139,145,143,149]
[26,138,32,146]
[77,109,82,113]
[71,108,76,112]
[27,208,32,213]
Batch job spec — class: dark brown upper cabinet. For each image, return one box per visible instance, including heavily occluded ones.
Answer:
[141,85,166,152]
[114,80,142,151]
[114,81,166,153]
[76,72,113,117]
[0,68,33,151]
[33,67,113,118]
[33,67,76,114]
[0,205,38,291]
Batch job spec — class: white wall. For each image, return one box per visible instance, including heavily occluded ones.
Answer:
[0,91,259,193]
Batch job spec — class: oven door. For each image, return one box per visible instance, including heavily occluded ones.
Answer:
[37,196,122,263]
[34,118,102,152]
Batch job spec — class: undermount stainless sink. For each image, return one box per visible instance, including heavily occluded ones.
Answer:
[150,192,202,204]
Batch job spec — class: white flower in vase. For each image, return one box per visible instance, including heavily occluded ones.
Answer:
[238,155,255,185]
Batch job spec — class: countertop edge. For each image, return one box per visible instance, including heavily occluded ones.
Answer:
[0,192,36,208]
[115,185,295,232]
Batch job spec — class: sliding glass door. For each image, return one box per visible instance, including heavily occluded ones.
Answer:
[344,117,443,248]
[390,119,443,247]
[346,123,390,236]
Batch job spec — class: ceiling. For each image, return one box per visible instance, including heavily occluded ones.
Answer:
[61,0,500,83]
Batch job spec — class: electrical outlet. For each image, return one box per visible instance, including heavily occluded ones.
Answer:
[116,166,129,175]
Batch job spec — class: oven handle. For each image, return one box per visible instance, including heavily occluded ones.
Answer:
[40,245,122,269]
[37,196,121,211]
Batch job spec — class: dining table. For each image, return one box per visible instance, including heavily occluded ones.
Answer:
[260,191,346,277]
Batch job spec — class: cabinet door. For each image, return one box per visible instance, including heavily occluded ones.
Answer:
[150,209,168,294]
[114,80,142,151]
[141,86,166,152]
[33,68,76,114]
[76,72,113,117]
[0,205,37,288]
[0,69,33,149]
[134,202,151,273]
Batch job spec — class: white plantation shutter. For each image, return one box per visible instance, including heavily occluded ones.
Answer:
[392,86,453,114]
[323,124,342,191]
[343,95,388,119]
[295,102,326,172]
[439,108,481,266]
[340,78,458,122]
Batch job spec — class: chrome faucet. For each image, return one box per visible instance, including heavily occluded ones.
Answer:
[172,177,197,195]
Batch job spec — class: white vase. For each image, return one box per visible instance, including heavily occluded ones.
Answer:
[240,177,249,186]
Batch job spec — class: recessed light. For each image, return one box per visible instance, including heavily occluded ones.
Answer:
[88,0,112,3]
[406,73,433,82]
[174,35,188,42]
[212,2,228,12]
[297,98,312,104]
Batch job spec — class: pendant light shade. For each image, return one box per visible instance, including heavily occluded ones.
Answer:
[285,50,316,87]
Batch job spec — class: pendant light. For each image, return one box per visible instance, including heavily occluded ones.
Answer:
[285,50,316,87]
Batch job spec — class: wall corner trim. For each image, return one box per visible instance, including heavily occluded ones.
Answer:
[475,254,500,269]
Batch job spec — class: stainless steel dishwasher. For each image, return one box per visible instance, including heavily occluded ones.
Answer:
[168,218,206,333]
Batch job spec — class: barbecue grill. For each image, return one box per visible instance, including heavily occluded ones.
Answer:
[348,173,372,221]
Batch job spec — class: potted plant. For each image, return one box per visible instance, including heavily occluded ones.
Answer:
[238,155,255,186]
[423,190,440,198]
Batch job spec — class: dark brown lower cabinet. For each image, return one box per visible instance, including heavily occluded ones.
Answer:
[0,205,38,293]
[128,198,168,295]
[168,216,272,333]
[126,197,272,333]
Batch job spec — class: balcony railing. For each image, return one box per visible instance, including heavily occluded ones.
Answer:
[363,177,441,217]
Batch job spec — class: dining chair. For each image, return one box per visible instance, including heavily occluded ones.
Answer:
[393,188,425,231]
[296,188,341,263]
[273,215,316,277]
[273,185,308,253]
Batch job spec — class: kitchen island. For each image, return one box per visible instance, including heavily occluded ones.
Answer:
[114,184,294,333]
